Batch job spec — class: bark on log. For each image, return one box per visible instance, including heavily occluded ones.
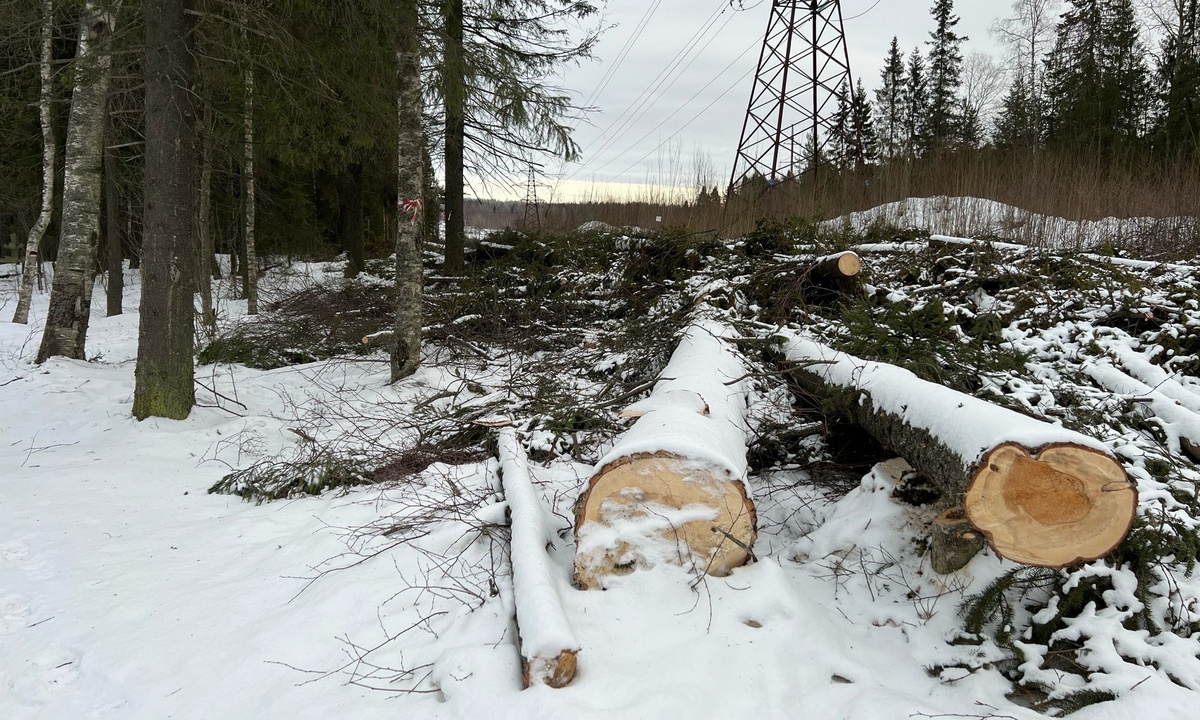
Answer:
[574,320,756,590]
[497,429,579,688]
[781,331,1137,571]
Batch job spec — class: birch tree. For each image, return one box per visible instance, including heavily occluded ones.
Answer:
[393,0,424,381]
[36,0,122,363]
[133,0,196,420]
[12,0,54,325]
[239,18,258,315]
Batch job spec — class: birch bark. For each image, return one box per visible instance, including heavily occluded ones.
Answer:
[12,0,56,325]
[36,0,122,361]
[392,0,424,382]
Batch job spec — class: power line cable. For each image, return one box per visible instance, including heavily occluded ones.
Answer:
[566,1,735,180]
[571,1,730,160]
[575,0,664,121]
[593,41,760,183]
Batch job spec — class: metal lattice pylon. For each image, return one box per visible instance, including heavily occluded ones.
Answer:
[729,0,859,193]
[521,165,541,231]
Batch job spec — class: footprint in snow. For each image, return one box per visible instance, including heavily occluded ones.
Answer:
[1,539,30,564]
[9,648,83,706]
[0,593,32,635]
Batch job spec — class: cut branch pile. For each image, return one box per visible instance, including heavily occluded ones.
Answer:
[574,319,757,590]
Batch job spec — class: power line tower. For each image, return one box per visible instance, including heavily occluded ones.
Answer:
[729,0,860,195]
[521,165,541,231]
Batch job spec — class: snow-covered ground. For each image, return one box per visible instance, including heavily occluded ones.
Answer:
[823,196,1196,250]
[2,223,1199,719]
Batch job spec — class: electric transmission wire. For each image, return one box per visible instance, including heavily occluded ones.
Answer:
[565,0,733,181]
[843,0,883,22]
[574,0,665,123]
[588,40,759,184]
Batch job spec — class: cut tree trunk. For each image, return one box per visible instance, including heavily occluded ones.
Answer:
[806,250,862,284]
[497,429,579,688]
[12,0,55,325]
[781,331,1137,572]
[36,0,122,361]
[574,319,757,590]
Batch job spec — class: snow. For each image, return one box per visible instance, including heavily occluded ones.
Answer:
[596,318,750,479]
[825,195,1197,251]
[3,245,1200,720]
[496,429,578,671]
[1084,361,1200,458]
[780,330,1113,468]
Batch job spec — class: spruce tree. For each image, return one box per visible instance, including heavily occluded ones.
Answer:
[925,0,967,150]
[1045,0,1151,153]
[904,48,930,158]
[1154,0,1200,159]
[874,37,907,160]
[993,73,1042,148]
[853,79,880,163]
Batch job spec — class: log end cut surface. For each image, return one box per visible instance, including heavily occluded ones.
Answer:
[833,252,862,277]
[965,443,1137,567]
[574,454,756,590]
[522,649,577,689]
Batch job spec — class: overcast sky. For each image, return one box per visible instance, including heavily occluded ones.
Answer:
[539,0,1010,202]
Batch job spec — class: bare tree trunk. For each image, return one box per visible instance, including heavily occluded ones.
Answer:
[442,0,465,274]
[340,163,365,278]
[36,0,121,362]
[197,95,216,336]
[104,101,123,317]
[392,0,424,382]
[133,0,196,420]
[13,0,55,325]
[241,24,258,315]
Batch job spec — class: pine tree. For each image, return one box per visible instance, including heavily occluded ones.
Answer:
[904,47,930,158]
[874,37,907,160]
[439,0,599,274]
[925,0,967,150]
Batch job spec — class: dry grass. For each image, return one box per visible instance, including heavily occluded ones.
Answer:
[467,153,1200,256]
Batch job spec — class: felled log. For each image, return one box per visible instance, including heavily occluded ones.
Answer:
[574,319,756,590]
[497,428,580,688]
[749,251,865,322]
[1100,338,1200,414]
[807,251,862,283]
[1085,361,1200,463]
[780,331,1138,571]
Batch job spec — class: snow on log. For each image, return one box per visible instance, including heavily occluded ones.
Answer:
[780,330,1138,571]
[574,319,756,590]
[1084,361,1200,462]
[497,429,580,688]
[1100,339,1200,414]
